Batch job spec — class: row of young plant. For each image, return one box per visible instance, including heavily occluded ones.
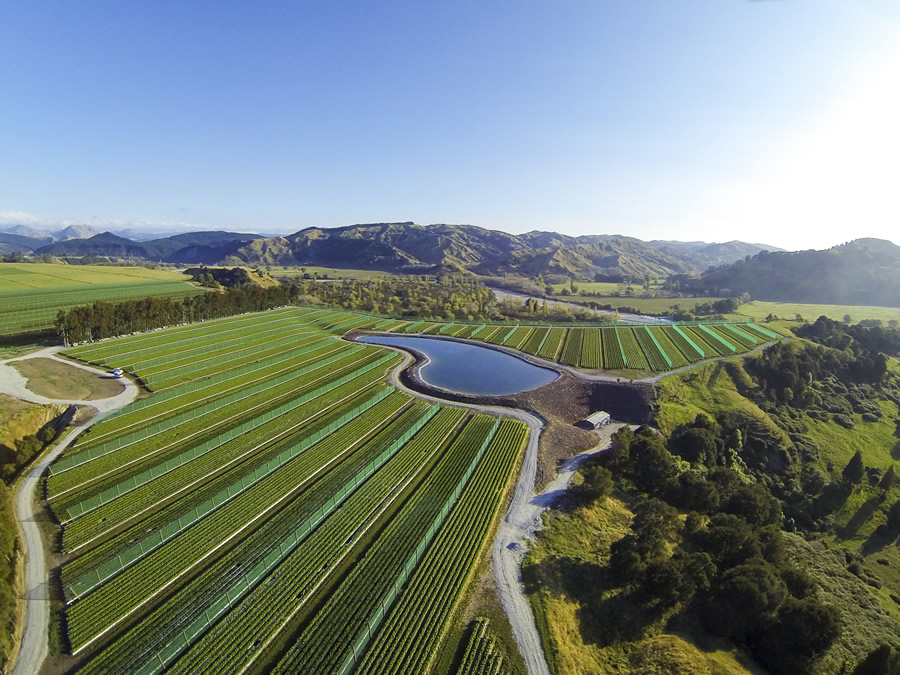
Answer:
[272,416,501,674]
[355,419,527,674]
[50,349,387,511]
[82,407,467,673]
[84,337,341,443]
[165,407,473,675]
[57,362,395,553]
[62,385,398,601]
[76,312,309,371]
[66,305,311,362]
[50,341,358,478]
[454,618,506,675]
[65,393,419,652]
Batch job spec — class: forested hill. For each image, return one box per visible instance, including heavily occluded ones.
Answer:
[689,238,900,307]
[226,222,777,279]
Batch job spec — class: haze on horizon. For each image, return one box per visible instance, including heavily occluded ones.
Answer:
[1,0,898,252]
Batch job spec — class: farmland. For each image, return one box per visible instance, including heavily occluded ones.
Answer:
[52,307,529,672]
[0,263,206,341]
[378,317,785,373]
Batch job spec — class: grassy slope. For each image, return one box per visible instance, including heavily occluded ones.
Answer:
[734,301,900,325]
[529,347,900,673]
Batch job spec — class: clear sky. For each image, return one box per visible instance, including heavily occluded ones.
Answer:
[1,0,898,250]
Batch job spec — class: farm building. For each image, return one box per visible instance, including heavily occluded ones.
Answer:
[577,410,611,430]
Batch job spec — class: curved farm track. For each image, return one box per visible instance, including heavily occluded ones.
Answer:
[0,347,139,675]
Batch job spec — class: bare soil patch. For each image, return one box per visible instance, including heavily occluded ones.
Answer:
[11,359,124,401]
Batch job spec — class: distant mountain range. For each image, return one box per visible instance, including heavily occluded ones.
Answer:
[7,221,898,307]
[6,222,781,281]
[219,223,783,280]
[32,231,261,263]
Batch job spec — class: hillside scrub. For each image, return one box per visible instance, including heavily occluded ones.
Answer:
[526,317,900,673]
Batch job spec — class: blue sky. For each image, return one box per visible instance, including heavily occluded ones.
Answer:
[1,0,898,250]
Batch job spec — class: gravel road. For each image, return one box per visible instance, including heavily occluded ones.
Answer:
[1,347,138,675]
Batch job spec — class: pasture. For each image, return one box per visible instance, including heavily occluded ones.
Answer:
[0,263,206,340]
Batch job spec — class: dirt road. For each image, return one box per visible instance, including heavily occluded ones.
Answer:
[1,347,138,675]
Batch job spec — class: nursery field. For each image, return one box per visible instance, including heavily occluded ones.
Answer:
[380,318,784,372]
[0,263,206,339]
[55,307,528,672]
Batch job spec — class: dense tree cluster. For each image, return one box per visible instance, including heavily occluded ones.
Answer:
[55,285,295,344]
[796,315,900,358]
[594,426,840,674]
[283,274,610,323]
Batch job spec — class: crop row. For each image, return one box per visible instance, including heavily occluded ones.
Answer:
[486,325,516,345]
[167,408,477,675]
[82,339,341,447]
[559,328,583,366]
[600,327,625,369]
[681,326,718,357]
[83,407,468,674]
[649,327,690,367]
[65,393,418,651]
[272,416,501,674]
[503,326,533,349]
[354,419,526,674]
[537,327,566,360]
[117,318,312,373]
[76,312,305,369]
[633,327,671,371]
[617,328,649,370]
[57,363,394,552]
[579,328,602,369]
[66,307,310,361]
[62,386,397,601]
[53,340,351,474]
[49,347,380,495]
[691,324,736,356]
[521,327,549,354]
[455,619,505,675]
[721,323,757,349]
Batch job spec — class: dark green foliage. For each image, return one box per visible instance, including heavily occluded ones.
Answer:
[664,471,720,513]
[691,513,762,568]
[879,465,896,491]
[688,238,900,308]
[886,501,900,532]
[721,483,782,526]
[576,464,614,504]
[854,644,900,675]
[701,559,787,639]
[610,426,678,493]
[843,451,865,484]
[755,598,842,674]
[56,284,297,343]
[0,482,19,671]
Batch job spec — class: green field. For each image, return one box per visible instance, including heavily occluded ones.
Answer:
[270,265,394,280]
[54,307,527,672]
[556,293,723,315]
[0,263,207,340]
[733,300,900,325]
[0,263,190,290]
[387,318,783,372]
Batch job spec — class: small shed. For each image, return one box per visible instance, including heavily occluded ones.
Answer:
[577,410,611,430]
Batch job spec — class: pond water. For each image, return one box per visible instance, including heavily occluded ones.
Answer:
[357,334,559,396]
